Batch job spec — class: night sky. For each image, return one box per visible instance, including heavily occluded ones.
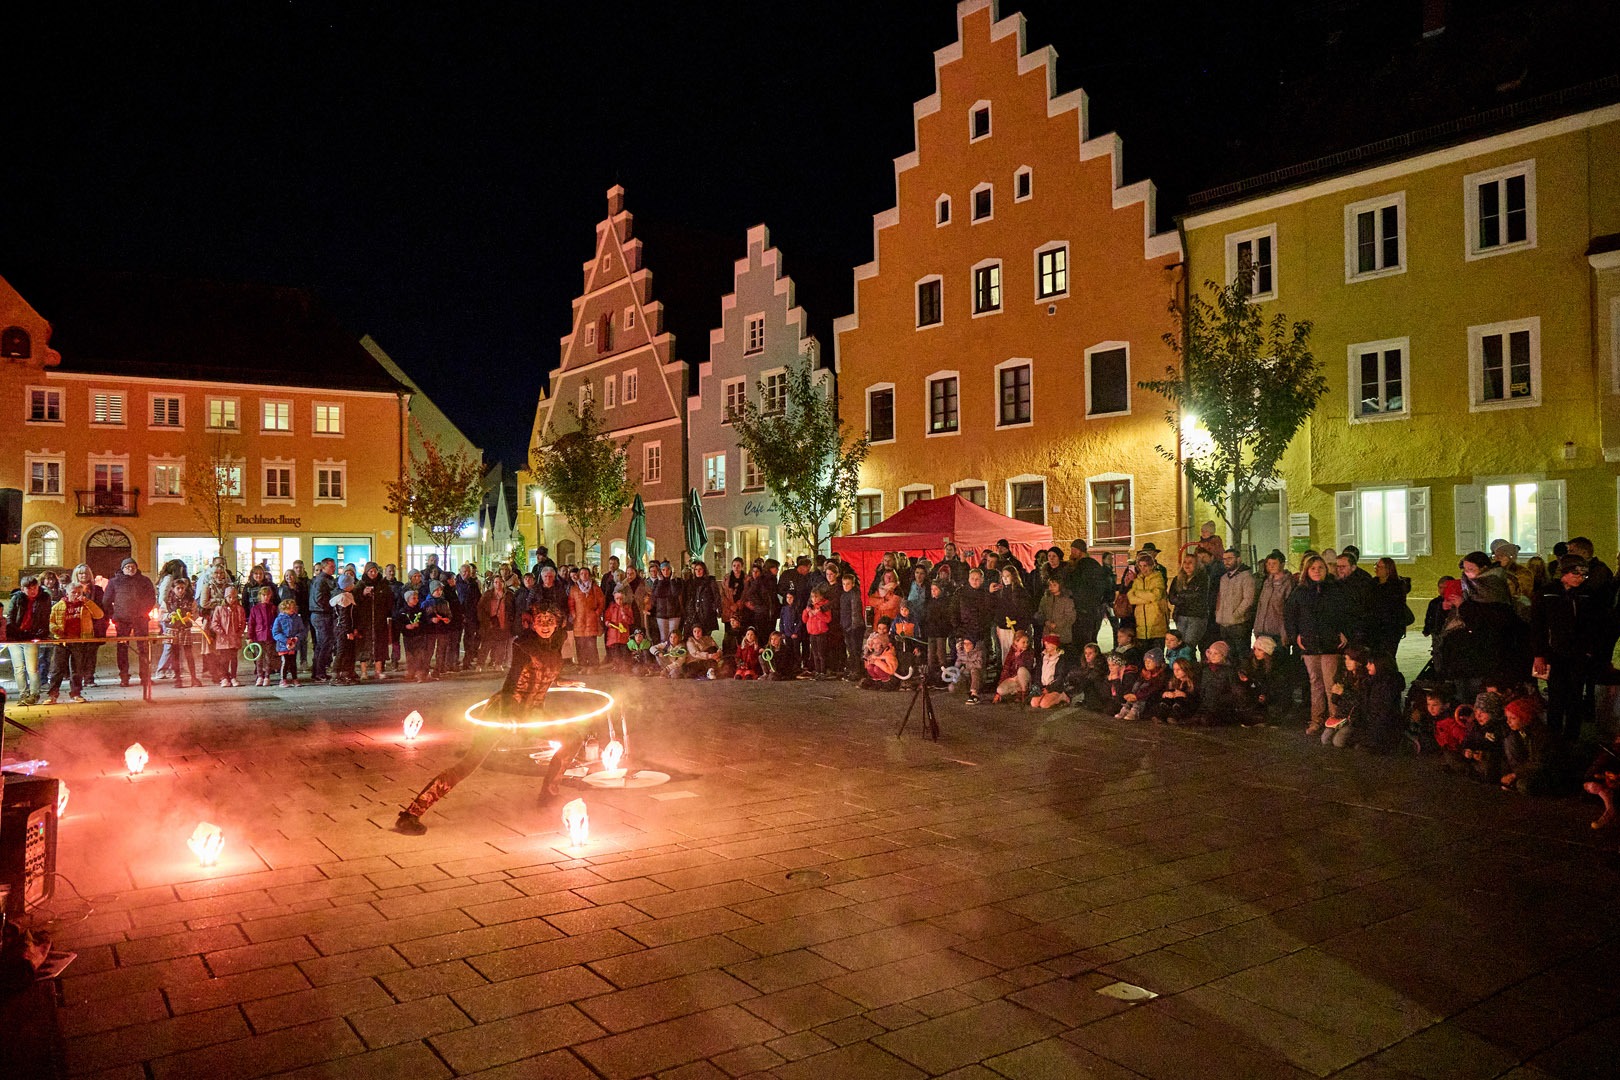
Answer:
[5,1,1611,466]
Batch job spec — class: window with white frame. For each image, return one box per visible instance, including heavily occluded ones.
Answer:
[262,400,291,431]
[744,314,765,355]
[26,454,63,497]
[856,492,882,531]
[643,441,662,484]
[207,397,239,430]
[936,195,951,226]
[763,371,788,416]
[1010,478,1046,525]
[1466,160,1535,258]
[741,448,763,491]
[1090,478,1133,545]
[1014,166,1032,202]
[1349,338,1408,421]
[867,384,895,443]
[584,323,596,346]
[1345,192,1405,280]
[1469,317,1540,409]
[1036,244,1068,299]
[722,378,746,423]
[916,277,943,327]
[150,394,182,428]
[315,463,346,502]
[971,183,992,223]
[1086,344,1130,417]
[604,375,618,409]
[91,459,127,493]
[1335,486,1431,559]
[969,101,990,141]
[997,361,1031,427]
[625,306,636,330]
[25,524,60,567]
[900,485,933,507]
[92,390,126,426]
[703,451,726,494]
[952,481,987,507]
[28,387,62,424]
[1453,480,1564,557]
[1226,224,1277,300]
[972,261,1002,315]
[150,460,183,500]
[263,463,293,501]
[208,460,244,499]
[927,374,959,435]
[314,403,343,434]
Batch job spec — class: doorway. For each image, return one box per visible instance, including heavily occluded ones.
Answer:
[1241,485,1285,565]
[85,527,133,581]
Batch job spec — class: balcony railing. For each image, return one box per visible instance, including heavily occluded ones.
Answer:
[74,488,141,517]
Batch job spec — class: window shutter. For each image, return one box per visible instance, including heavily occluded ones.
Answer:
[1535,480,1566,558]
[1406,487,1431,557]
[1334,491,1357,550]
[1453,484,1482,554]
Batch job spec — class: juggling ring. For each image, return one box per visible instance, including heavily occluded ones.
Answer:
[463,686,616,731]
[241,641,262,661]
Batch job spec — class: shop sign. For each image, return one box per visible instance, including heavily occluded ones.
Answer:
[236,513,303,528]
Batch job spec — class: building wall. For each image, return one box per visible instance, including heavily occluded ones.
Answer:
[1183,104,1620,595]
[688,224,827,567]
[529,185,689,566]
[833,0,1183,556]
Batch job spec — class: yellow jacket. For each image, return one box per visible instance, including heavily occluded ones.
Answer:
[50,596,104,639]
[1126,570,1169,639]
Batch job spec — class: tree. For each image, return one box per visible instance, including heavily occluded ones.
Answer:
[506,527,527,569]
[730,360,869,557]
[1141,261,1325,552]
[384,426,486,564]
[187,429,243,562]
[529,401,634,558]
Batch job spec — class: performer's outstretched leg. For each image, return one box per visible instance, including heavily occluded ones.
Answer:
[395,725,504,833]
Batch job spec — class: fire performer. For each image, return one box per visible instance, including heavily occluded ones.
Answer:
[394,605,588,835]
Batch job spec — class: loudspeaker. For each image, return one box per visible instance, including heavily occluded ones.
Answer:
[0,488,20,545]
[1,773,59,918]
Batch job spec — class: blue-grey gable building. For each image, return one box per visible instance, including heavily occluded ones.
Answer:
[688,225,829,566]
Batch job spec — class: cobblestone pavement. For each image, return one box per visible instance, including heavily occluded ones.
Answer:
[8,654,1618,1079]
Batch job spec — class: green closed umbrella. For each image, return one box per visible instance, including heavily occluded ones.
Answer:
[684,488,709,562]
[627,494,648,570]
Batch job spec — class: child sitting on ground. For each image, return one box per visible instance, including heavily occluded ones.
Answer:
[1235,635,1282,727]
[626,627,655,675]
[952,633,986,705]
[992,631,1035,703]
[1445,692,1508,782]
[1106,651,1140,715]
[1068,642,1110,710]
[1116,648,1169,721]
[1113,626,1144,666]
[1030,635,1074,709]
[1501,696,1569,795]
[1163,629,1195,670]
[1154,657,1201,725]
[1198,640,1244,725]
[681,626,720,679]
[1583,736,1620,829]
[734,626,763,679]
[762,629,796,681]
[861,619,900,689]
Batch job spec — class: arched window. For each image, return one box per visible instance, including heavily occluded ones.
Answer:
[26,524,61,567]
[1,326,31,359]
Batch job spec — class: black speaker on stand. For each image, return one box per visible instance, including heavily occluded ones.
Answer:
[0,487,21,592]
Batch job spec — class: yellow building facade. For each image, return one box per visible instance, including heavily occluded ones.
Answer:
[833,0,1183,556]
[1182,102,1620,586]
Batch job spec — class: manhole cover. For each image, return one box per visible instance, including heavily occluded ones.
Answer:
[786,870,830,884]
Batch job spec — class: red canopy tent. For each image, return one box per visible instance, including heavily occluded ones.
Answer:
[830,494,1055,586]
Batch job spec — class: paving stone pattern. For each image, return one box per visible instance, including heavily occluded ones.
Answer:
[19,661,1620,1078]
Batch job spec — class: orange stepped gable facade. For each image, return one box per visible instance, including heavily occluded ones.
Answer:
[529,186,689,566]
[834,0,1184,559]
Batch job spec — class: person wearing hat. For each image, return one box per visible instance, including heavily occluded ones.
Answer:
[1490,539,1535,606]
[1531,555,1605,740]
[102,556,158,687]
[1029,634,1075,709]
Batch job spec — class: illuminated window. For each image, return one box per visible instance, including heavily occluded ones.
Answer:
[314,403,343,434]
[262,400,291,431]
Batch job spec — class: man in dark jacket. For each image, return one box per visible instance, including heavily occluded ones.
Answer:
[951,568,994,651]
[1064,540,1114,646]
[5,576,56,705]
[102,556,158,687]
[685,561,722,636]
[649,562,685,644]
[308,558,338,681]
[1532,556,1609,739]
[1332,551,1376,646]
[455,564,482,671]
[836,572,867,678]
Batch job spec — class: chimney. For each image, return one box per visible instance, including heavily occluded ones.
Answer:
[606,184,626,216]
[1421,0,1446,39]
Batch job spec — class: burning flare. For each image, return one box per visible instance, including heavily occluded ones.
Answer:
[402,711,424,741]
[600,740,623,774]
[57,781,70,818]
[188,822,225,866]
[561,798,589,846]
[125,742,149,775]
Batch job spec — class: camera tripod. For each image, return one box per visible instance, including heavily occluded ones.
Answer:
[895,672,940,741]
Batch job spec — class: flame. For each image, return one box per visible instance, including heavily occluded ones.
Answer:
[187,822,225,866]
[561,798,589,846]
[125,742,149,774]
[600,740,623,774]
[149,607,160,622]
[57,781,70,818]
[402,711,424,740]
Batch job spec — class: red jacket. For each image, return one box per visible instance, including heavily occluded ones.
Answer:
[569,584,606,635]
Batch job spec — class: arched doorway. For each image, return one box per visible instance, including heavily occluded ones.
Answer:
[85,527,133,581]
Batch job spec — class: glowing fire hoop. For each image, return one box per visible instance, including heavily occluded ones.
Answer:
[463,686,616,731]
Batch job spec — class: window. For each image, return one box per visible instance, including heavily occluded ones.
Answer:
[92,391,126,426]
[1010,478,1046,525]
[1036,244,1068,299]
[763,372,788,416]
[579,383,594,412]
[643,441,662,484]
[625,306,636,330]
[953,483,987,507]
[26,456,62,496]
[1086,344,1130,417]
[1466,160,1536,258]
[1349,338,1408,421]
[1345,193,1405,280]
[1226,225,1277,300]
[151,462,183,500]
[263,464,293,501]
[972,262,1002,315]
[262,400,291,431]
[314,403,343,434]
[856,493,882,531]
[745,314,765,355]
[25,525,60,567]
[997,362,1031,427]
[970,102,991,141]
[151,394,182,428]
[927,374,959,435]
[917,277,943,327]
[315,464,346,502]
[1091,479,1133,545]
[900,486,932,507]
[604,374,618,409]
[210,462,244,499]
[741,449,763,491]
[597,311,614,353]
[1335,487,1431,559]
[207,397,239,430]
[1453,480,1560,556]
[867,385,895,443]
[971,184,992,222]
[722,378,746,423]
[585,323,596,346]
[703,452,726,494]
[1014,167,1032,202]
[1,326,31,359]
[622,369,639,403]
[1485,482,1538,555]
[936,195,951,226]
[92,461,127,492]
[1469,317,1540,410]
[28,387,62,424]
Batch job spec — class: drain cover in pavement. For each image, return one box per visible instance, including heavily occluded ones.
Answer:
[1097,981,1158,1001]
[786,870,830,884]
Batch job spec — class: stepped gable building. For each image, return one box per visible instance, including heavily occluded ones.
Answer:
[688,225,828,567]
[832,0,1183,558]
[527,185,689,567]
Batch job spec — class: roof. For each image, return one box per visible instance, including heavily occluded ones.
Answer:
[4,267,409,394]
